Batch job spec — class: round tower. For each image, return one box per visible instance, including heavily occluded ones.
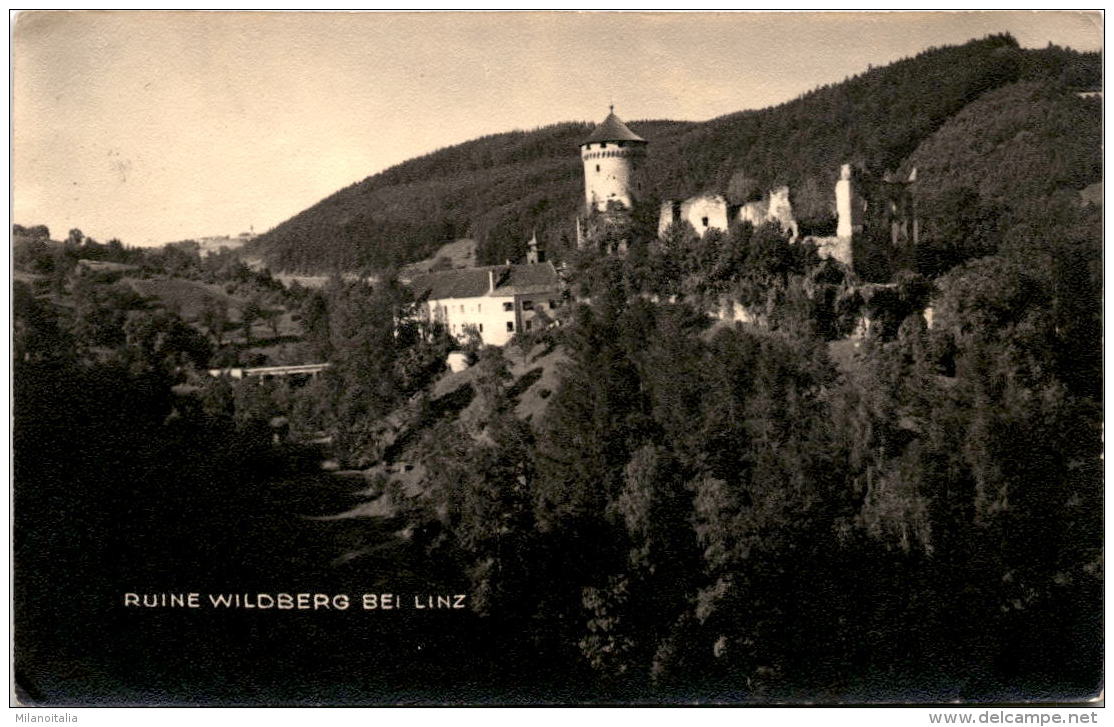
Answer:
[579,106,647,213]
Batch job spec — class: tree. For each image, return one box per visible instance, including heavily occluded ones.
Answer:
[917,186,1001,276]
[579,444,699,681]
[13,282,75,365]
[123,309,212,375]
[261,306,282,339]
[536,302,646,528]
[199,296,230,346]
[240,296,263,345]
[299,288,332,361]
[317,274,451,466]
[105,238,126,262]
[71,278,146,350]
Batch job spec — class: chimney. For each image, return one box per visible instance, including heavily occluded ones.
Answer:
[488,269,496,293]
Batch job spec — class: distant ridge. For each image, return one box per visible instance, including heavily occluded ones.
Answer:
[248,35,1099,274]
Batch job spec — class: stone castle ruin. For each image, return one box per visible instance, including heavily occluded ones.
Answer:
[657,186,800,244]
[657,163,920,271]
[573,108,921,275]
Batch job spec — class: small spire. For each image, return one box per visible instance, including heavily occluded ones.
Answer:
[609,102,614,114]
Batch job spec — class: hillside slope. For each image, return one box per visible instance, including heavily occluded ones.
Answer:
[249,34,1099,274]
[904,81,1102,210]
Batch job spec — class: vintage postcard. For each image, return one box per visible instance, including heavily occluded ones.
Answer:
[11,10,1103,707]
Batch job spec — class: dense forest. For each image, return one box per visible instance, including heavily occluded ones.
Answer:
[13,245,472,703]
[14,184,1102,704]
[13,31,1102,705]
[248,34,1099,272]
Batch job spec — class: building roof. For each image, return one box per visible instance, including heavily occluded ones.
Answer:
[582,110,646,145]
[410,262,559,301]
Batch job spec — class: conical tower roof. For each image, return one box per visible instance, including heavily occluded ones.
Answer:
[581,108,646,145]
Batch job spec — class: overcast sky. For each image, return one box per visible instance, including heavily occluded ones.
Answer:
[12,11,1103,246]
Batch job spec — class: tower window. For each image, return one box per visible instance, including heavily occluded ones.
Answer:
[702,217,709,227]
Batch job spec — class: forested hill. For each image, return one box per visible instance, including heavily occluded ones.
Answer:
[248,34,1099,273]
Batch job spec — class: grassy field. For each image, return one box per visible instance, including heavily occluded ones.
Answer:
[399,238,477,278]
[124,275,305,364]
[124,277,236,321]
[509,341,567,424]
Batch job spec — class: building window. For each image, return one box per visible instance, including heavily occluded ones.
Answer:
[702,217,709,227]
[596,164,600,173]
[601,142,607,149]
[502,301,513,312]
[506,321,514,333]
[459,304,465,313]
[477,304,481,312]
[479,324,483,333]
[617,141,625,148]
[521,300,534,310]
[525,320,532,331]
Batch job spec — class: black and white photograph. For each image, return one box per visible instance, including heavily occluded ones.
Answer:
[10,10,1104,708]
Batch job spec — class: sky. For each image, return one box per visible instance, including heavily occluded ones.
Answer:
[11,11,1103,247]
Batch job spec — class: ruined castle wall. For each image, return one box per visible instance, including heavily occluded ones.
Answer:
[713,296,762,326]
[735,187,799,241]
[766,186,800,241]
[679,193,731,235]
[809,235,853,267]
[657,200,679,238]
[738,199,769,227]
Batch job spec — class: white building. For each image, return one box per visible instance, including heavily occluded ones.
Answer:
[410,262,561,347]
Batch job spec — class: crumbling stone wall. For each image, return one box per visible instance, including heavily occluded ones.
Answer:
[765,186,800,241]
[808,235,853,267]
[680,193,732,235]
[659,187,800,241]
[652,163,920,277]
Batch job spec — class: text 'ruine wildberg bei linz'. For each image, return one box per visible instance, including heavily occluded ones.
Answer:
[123,592,466,610]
